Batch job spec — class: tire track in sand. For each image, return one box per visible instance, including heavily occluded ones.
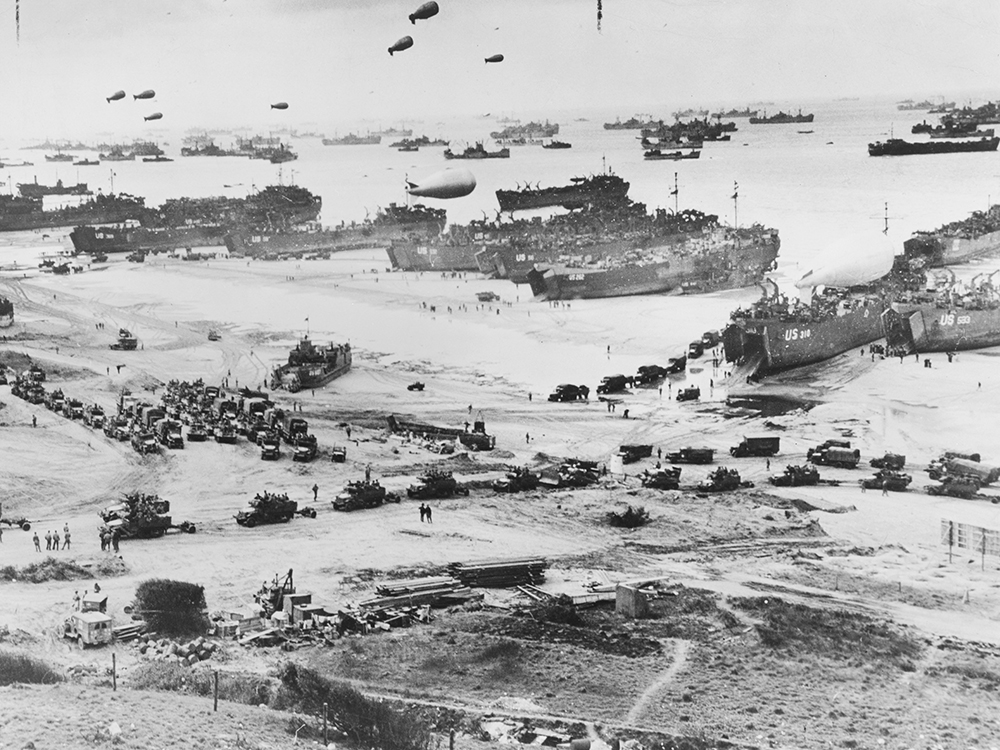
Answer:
[625,639,691,725]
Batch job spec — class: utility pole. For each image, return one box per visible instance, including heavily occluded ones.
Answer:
[670,172,679,214]
[732,181,739,228]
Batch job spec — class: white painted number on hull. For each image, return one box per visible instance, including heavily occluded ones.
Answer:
[784,328,812,341]
[939,314,971,326]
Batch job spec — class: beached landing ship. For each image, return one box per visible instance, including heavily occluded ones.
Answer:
[883,274,1000,354]
[903,204,1000,266]
[270,337,352,393]
[0,193,147,233]
[868,137,999,157]
[495,173,630,212]
[526,222,779,301]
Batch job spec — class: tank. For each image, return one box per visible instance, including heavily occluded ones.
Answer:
[860,470,912,492]
[698,467,751,492]
[407,468,469,499]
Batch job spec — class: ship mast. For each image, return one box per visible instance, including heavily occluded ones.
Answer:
[670,172,679,214]
[731,181,739,228]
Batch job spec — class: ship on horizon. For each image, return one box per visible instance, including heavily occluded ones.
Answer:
[322,133,381,146]
[868,137,999,157]
[749,110,815,124]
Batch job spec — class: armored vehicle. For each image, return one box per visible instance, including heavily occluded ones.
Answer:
[130,431,158,454]
[640,466,682,490]
[769,464,820,487]
[926,476,981,499]
[101,493,195,538]
[45,388,65,412]
[110,328,138,350]
[186,422,208,441]
[407,468,470,499]
[870,453,906,470]
[698,467,752,492]
[619,444,653,464]
[235,492,316,527]
[665,446,714,464]
[860,470,912,492]
[62,398,85,419]
[491,467,540,493]
[83,404,105,429]
[333,479,401,511]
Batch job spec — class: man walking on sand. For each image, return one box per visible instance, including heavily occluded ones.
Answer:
[312,483,319,502]
[419,503,427,522]
[425,505,433,524]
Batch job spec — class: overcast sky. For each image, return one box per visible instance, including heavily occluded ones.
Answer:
[1,0,998,140]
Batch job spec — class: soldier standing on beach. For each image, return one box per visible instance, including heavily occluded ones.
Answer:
[33,533,41,552]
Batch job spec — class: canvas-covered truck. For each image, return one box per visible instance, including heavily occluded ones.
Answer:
[154,418,184,449]
[808,446,861,469]
[292,435,318,462]
[730,436,780,458]
[665,447,714,464]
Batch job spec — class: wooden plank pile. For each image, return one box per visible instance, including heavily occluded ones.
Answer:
[360,575,481,611]
[448,557,548,588]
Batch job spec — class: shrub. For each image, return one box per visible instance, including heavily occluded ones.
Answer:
[608,505,650,528]
[128,662,274,704]
[134,579,210,637]
[0,650,63,685]
[275,663,430,750]
[531,595,583,627]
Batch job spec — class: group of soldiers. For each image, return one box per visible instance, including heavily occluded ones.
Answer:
[31,525,71,552]
[99,527,122,553]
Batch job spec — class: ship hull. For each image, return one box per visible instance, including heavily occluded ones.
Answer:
[0,202,146,233]
[526,232,779,301]
[903,227,1000,266]
[386,242,480,271]
[882,304,1000,353]
[868,137,999,156]
[71,225,226,254]
[495,178,630,212]
[723,300,885,375]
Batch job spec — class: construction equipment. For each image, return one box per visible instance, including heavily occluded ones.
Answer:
[154,418,184,449]
[491,467,540,493]
[640,466,682,490]
[407,468,470,499]
[698,467,753,492]
[255,569,295,618]
[292,434,318,462]
[768,464,820,487]
[859,470,912,492]
[665,446,714,464]
[618,444,653,464]
[235,492,316,527]
[333,478,401,511]
[676,386,700,402]
[109,328,138,350]
[730,436,780,458]
[870,453,906,470]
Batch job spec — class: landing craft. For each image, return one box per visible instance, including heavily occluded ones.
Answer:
[143,112,163,122]
[271,102,289,110]
[388,36,413,56]
[409,1,439,23]
[484,54,504,64]
[406,167,476,199]
[106,90,126,103]
[134,90,156,100]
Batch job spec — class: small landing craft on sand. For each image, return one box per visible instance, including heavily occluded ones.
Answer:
[270,336,352,393]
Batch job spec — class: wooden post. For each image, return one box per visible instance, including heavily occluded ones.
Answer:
[112,653,117,692]
[949,521,954,564]
[214,671,219,712]
[983,533,987,572]
[323,702,328,744]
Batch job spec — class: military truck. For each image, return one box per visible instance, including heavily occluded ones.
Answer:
[634,364,668,385]
[926,456,1000,485]
[45,388,65,412]
[330,445,347,463]
[104,416,129,441]
[640,466,682,490]
[807,444,860,468]
[666,355,687,374]
[62,398,85,420]
[260,434,280,460]
[618,444,653,464]
[130,431,158,454]
[492,467,540,493]
[870,453,906,471]
[676,386,700,402]
[64,611,114,647]
[407,468,470,499]
[235,492,316,527]
[83,404,106,429]
[698,467,752,492]
[154,418,184,449]
[101,494,195,538]
[548,383,590,401]
[926,477,981,500]
[110,328,138,350]
[701,330,721,348]
[665,446,714,464]
[292,435,318,462]
[597,374,632,395]
[688,340,705,359]
[860,470,912,492]
[333,479,401,511]
[730,436,780,458]
[769,464,820,487]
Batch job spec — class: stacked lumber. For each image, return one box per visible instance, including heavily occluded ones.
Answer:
[448,557,547,588]
[362,575,480,610]
[112,622,146,641]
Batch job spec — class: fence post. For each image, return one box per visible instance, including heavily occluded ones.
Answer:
[948,521,954,564]
[323,702,328,744]
[983,533,987,572]
[214,670,219,712]
[112,653,116,692]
